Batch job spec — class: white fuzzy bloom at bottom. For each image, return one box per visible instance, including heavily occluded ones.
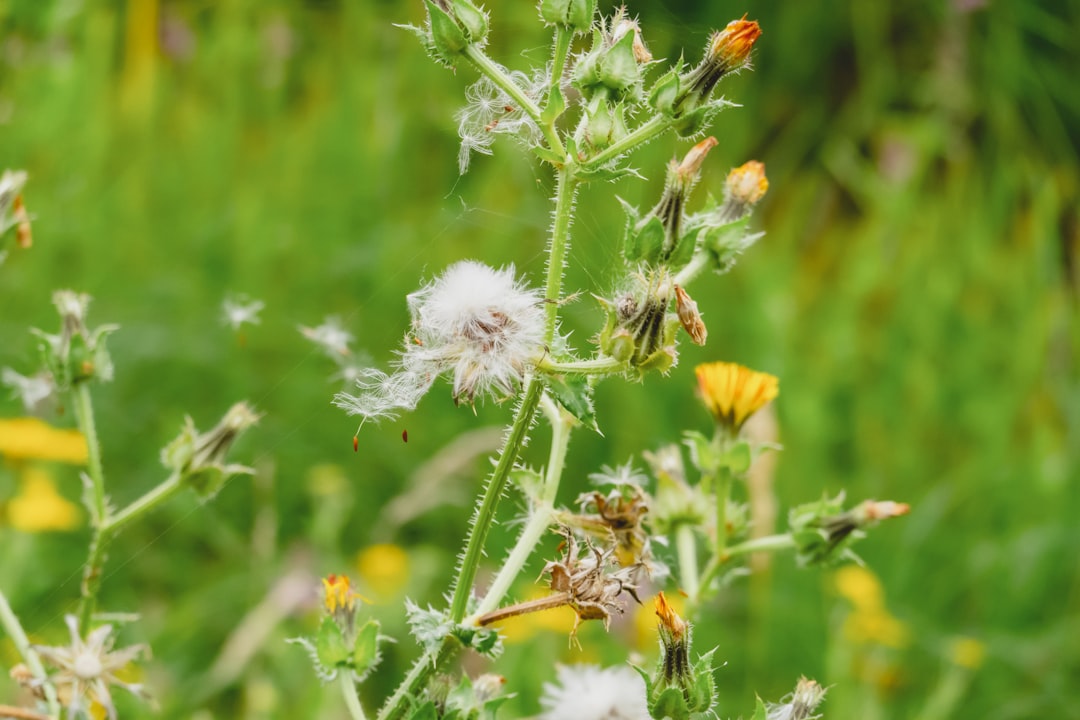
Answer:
[334,261,544,422]
[540,664,650,720]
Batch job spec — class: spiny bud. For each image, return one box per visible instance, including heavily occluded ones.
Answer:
[538,0,596,33]
[572,8,648,101]
[30,290,119,388]
[675,17,761,120]
[422,0,489,64]
[160,402,260,498]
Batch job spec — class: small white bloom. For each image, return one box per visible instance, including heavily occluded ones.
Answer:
[540,664,650,720]
[299,316,354,358]
[32,615,151,720]
[2,367,55,413]
[221,294,264,331]
[334,261,544,423]
[588,460,649,488]
[767,676,828,720]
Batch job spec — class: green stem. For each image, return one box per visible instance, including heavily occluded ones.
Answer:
[714,465,732,560]
[463,45,565,158]
[0,589,61,717]
[376,639,459,720]
[469,402,572,620]
[72,383,105,525]
[544,167,579,340]
[448,379,544,623]
[695,533,796,605]
[72,383,106,632]
[672,251,711,288]
[580,115,668,171]
[339,673,368,720]
[536,356,626,376]
[675,524,700,599]
[78,473,184,631]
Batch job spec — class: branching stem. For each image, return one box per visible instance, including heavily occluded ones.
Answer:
[0,590,61,717]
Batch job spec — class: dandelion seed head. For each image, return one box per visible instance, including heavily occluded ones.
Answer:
[540,664,650,720]
[299,316,354,357]
[335,261,544,422]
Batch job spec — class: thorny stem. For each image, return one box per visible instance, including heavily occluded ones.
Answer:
[0,589,61,717]
[580,115,668,171]
[376,638,460,720]
[463,45,566,158]
[448,379,544,624]
[339,673,368,720]
[676,524,700,599]
[474,592,571,627]
[469,399,573,620]
[544,167,580,340]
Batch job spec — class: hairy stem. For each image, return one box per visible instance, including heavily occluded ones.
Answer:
[0,590,60,717]
[448,379,544,623]
[105,473,183,536]
[695,534,796,606]
[339,673,368,720]
[470,401,572,620]
[463,45,565,157]
[544,167,579,340]
[377,639,460,720]
[672,251,711,287]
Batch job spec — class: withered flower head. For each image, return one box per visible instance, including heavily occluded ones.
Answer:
[674,285,707,346]
[766,676,828,720]
[542,528,642,644]
[573,484,653,570]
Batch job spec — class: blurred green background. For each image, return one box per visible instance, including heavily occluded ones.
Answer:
[1,0,1078,718]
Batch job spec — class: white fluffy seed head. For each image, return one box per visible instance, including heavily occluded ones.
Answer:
[334,260,544,422]
[540,664,650,720]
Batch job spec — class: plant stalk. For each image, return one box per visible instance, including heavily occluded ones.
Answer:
[580,115,668,171]
[376,639,459,720]
[676,523,700,599]
[339,673,368,720]
[0,590,61,717]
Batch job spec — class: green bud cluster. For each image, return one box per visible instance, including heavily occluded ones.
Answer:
[538,0,595,34]
[31,290,118,390]
[597,270,680,375]
[160,402,259,498]
[410,0,489,67]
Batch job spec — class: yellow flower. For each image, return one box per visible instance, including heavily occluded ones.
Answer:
[694,362,778,431]
[834,565,885,612]
[834,565,910,649]
[356,543,409,600]
[6,466,81,531]
[707,17,762,69]
[0,417,88,464]
[947,636,986,670]
[725,161,769,206]
[322,574,358,614]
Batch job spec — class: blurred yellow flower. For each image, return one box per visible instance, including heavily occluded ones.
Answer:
[834,565,910,649]
[834,564,885,612]
[947,636,986,670]
[6,466,80,531]
[694,362,778,431]
[356,543,409,600]
[322,574,358,614]
[0,417,88,464]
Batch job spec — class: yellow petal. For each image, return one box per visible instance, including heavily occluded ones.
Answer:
[6,467,81,532]
[0,417,88,464]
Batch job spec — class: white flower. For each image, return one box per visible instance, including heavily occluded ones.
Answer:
[299,316,354,358]
[540,664,650,720]
[32,615,150,720]
[766,676,827,720]
[221,294,264,331]
[2,367,55,413]
[334,261,544,423]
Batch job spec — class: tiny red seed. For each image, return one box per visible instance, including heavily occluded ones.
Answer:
[352,436,359,452]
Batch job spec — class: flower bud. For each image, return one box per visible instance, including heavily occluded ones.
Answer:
[676,17,761,117]
[644,593,717,717]
[423,0,489,64]
[160,402,260,498]
[31,290,119,388]
[0,169,31,249]
[575,96,629,152]
[674,285,707,345]
[572,9,647,101]
[789,493,910,567]
[538,0,596,33]
[598,270,681,374]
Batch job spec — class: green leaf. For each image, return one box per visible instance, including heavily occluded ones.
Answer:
[750,696,769,720]
[720,440,752,474]
[315,616,350,668]
[651,687,691,720]
[626,215,665,265]
[683,431,720,476]
[352,620,381,674]
[406,702,438,720]
[543,374,599,432]
[533,145,565,167]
